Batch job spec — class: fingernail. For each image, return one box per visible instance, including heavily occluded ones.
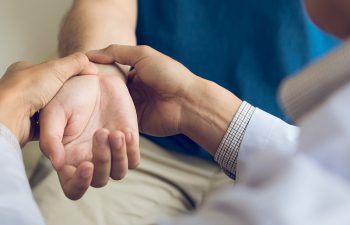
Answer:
[125,132,133,143]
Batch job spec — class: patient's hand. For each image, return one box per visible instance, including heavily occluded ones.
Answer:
[39,64,139,200]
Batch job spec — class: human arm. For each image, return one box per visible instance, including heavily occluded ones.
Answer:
[59,0,137,56]
[0,53,97,224]
[0,125,44,225]
[162,63,350,225]
[87,45,299,178]
[59,0,137,77]
[40,0,140,198]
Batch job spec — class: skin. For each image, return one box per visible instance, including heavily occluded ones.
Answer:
[87,44,242,166]
[44,0,350,200]
[40,67,140,192]
[1,0,350,217]
[40,0,139,199]
[304,0,350,39]
[0,53,99,200]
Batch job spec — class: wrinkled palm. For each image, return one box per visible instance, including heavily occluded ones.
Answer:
[40,73,139,168]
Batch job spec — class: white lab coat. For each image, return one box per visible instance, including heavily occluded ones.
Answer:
[163,81,350,224]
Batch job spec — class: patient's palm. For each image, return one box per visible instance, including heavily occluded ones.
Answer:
[40,72,138,167]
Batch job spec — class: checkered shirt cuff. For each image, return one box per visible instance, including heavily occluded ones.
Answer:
[214,101,255,179]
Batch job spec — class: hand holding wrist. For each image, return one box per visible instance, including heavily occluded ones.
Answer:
[87,44,241,147]
[0,53,97,146]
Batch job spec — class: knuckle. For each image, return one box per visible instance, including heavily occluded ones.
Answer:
[71,52,88,67]
[138,45,154,55]
[106,44,119,53]
[107,44,117,49]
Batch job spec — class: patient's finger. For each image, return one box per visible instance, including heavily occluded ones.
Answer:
[87,45,156,68]
[91,129,111,188]
[109,131,128,180]
[39,104,67,170]
[57,161,93,201]
[123,128,140,169]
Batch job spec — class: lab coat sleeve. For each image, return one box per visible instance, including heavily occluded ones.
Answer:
[0,124,45,225]
[237,108,299,168]
[160,105,350,225]
[161,84,350,225]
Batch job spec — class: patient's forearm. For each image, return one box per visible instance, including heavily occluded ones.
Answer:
[59,0,137,56]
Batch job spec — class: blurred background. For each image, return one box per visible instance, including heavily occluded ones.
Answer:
[0,0,71,75]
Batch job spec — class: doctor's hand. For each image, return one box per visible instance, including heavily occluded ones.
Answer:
[0,53,96,146]
[39,63,140,200]
[87,45,203,137]
[89,45,241,157]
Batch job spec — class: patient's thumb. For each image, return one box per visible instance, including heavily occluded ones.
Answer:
[39,137,65,170]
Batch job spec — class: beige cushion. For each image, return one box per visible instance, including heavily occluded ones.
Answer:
[22,141,42,179]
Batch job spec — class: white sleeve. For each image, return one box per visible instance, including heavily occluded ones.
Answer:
[161,105,350,225]
[161,84,350,225]
[214,106,299,179]
[160,154,350,225]
[238,108,299,167]
[0,124,45,225]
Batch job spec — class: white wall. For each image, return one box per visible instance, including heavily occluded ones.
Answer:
[0,0,72,75]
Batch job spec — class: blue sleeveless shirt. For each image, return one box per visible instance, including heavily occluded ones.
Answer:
[136,0,339,159]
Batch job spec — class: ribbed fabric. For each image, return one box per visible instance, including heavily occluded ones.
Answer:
[279,40,350,122]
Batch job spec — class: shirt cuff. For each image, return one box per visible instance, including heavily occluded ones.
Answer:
[214,101,255,179]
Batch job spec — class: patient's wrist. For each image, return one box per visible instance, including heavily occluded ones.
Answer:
[95,63,127,83]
